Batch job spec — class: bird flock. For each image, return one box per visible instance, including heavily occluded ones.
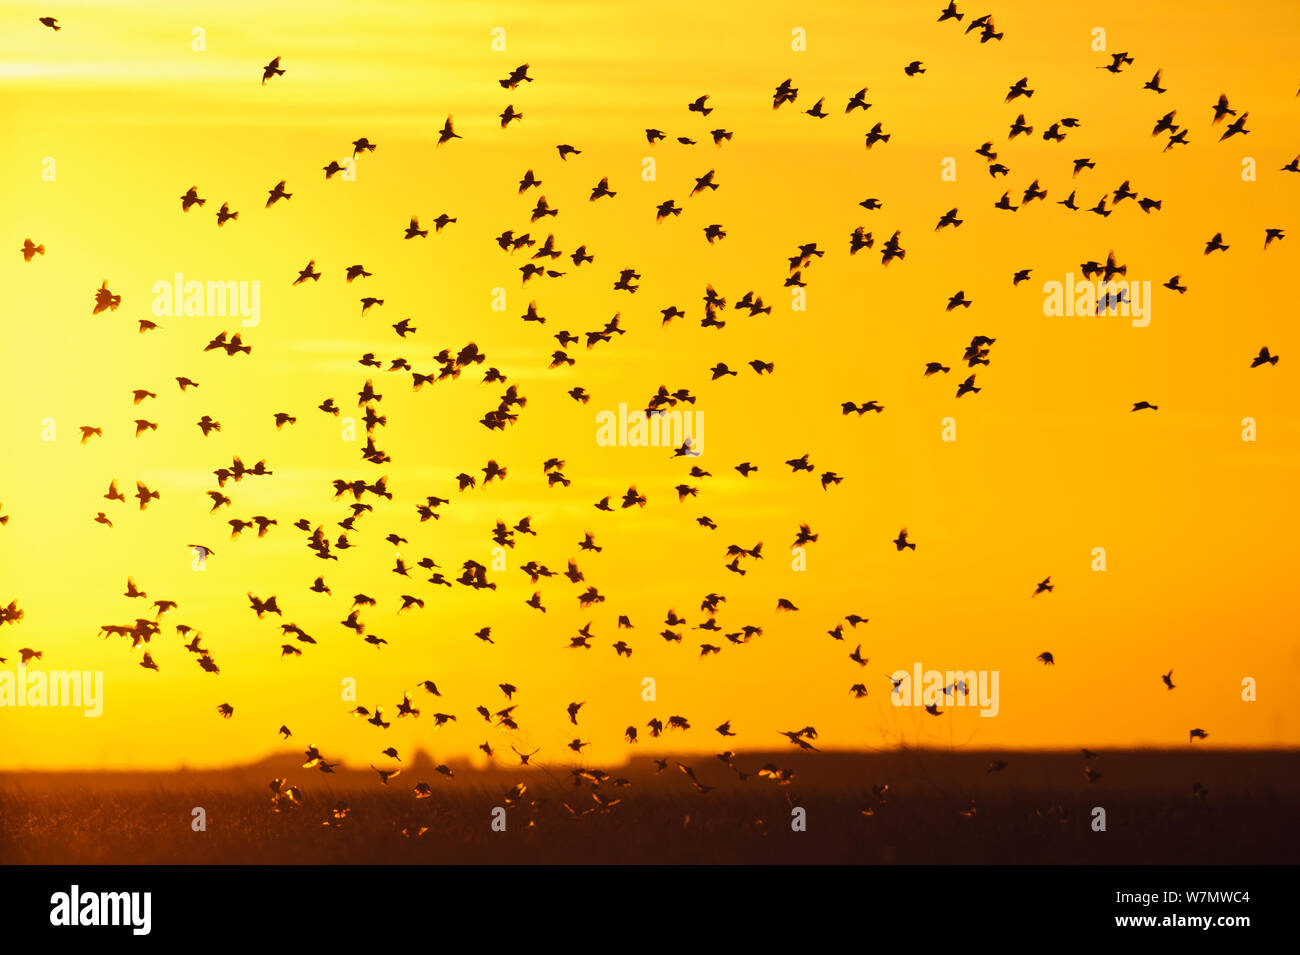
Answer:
[7,5,1292,823]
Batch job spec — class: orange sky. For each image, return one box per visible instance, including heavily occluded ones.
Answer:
[1,0,1297,770]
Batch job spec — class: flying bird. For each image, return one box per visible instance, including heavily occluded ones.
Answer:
[261,57,285,85]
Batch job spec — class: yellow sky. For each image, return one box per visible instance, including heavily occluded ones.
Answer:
[1,0,1297,769]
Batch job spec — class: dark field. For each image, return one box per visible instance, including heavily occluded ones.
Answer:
[2,749,1296,864]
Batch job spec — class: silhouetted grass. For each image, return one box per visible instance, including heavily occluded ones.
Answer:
[2,750,1295,863]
